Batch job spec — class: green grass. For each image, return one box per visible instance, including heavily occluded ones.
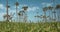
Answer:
[0,21,60,32]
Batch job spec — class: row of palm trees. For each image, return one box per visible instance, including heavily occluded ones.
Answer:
[35,4,60,22]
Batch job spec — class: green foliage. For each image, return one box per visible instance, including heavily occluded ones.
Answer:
[0,21,60,32]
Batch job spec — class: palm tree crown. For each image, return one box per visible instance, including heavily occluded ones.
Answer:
[15,2,19,6]
[56,4,60,9]
[43,7,48,12]
[22,6,28,11]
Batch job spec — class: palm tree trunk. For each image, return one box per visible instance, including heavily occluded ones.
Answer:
[49,10,52,21]
[49,10,51,21]
[19,16,20,22]
[52,10,54,21]
[24,13,27,23]
[56,10,58,21]
[16,5,18,21]
[58,16,59,21]
[44,11,47,22]
[6,0,9,22]
[53,9,56,21]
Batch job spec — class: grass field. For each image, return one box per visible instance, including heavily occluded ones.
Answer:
[0,21,60,32]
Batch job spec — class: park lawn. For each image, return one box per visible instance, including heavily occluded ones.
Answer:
[0,21,60,32]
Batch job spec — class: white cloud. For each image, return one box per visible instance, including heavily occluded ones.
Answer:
[8,9,16,15]
[42,2,53,7]
[42,3,46,5]
[46,3,53,7]
[13,4,28,9]
[27,7,40,11]
[0,12,6,21]
[0,4,6,20]
[0,4,5,9]
[0,13,5,17]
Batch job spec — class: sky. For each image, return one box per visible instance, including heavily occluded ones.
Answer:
[0,0,60,22]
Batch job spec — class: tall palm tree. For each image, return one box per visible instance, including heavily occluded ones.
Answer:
[15,0,19,21]
[51,0,57,21]
[47,6,53,21]
[22,6,28,31]
[22,6,28,23]
[52,9,56,21]
[6,0,10,21]
[15,2,19,14]
[55,4,60,21]
[43,7,48,22]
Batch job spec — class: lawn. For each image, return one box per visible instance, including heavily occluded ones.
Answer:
[0,21,60,32]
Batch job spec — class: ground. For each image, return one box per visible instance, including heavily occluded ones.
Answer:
[0,21,60,32]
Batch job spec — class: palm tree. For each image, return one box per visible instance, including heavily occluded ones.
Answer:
[52,10,56,21]
[47,6,53,21]
[22,6,28,23]
[18,11,24,22]
[6,0,10,21]
[15,0,19,21]
[51,0,57,21]
[55,4,60,21]
[43,7,48,22]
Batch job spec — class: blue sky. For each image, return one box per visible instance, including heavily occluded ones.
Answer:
[0,0,60,22]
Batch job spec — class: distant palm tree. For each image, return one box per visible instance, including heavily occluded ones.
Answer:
[6,0,10,21]
[22,6,28,23]
[55,4,60,21]
[43,7,48,22]
[52,9,56,21]
[47,6,53,21]
[18,11,24,22]
[51,0,57,21]
[21,6,28,30]
[15,2,19,14]
[15,0,19,21]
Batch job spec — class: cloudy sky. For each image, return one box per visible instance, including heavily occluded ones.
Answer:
[0,0,60,22]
